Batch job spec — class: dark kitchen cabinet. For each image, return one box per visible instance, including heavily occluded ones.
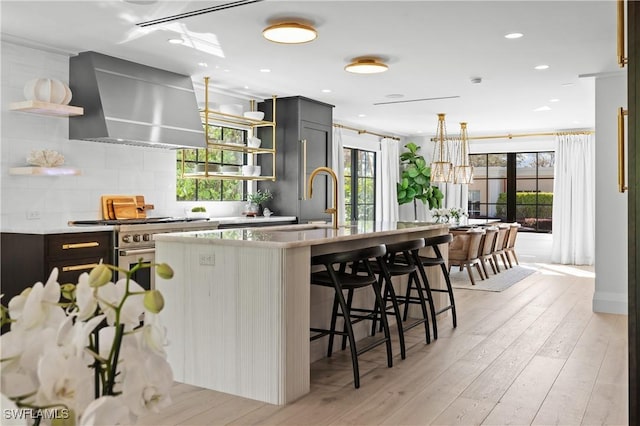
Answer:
[257,96,334,224]
[1,231,113,303]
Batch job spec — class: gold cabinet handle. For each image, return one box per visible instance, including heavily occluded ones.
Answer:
[62,263,99,272]
[618,0,628,67]
[302,139,308,200]
[618,107,628,193]
[62,242,100,249]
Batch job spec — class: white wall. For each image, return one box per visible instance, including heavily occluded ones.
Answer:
[0,42,250,232]
[594,72,628,314]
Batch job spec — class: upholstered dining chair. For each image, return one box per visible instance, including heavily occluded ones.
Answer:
[478,226,499,277]
[492,224,511,272]
[448,228,485,285]
[504,222,522,267]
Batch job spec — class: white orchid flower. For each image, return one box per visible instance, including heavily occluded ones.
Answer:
[140,312,168,356]
[36,348,94,416]
[97,278,144,329]
[79,396,134,426]
[1,393,28,426]
[121,352,173,416]
[75,273,98,321]
[1,370,38,400]
[9,269,66,332]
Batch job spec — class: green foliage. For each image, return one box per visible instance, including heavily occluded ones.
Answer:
[397,142,444,209]
[495,192,553,218]
[247,189,273,205]
[191,206,206,212]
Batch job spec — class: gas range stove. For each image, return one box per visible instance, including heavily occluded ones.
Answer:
[69,217,217,249]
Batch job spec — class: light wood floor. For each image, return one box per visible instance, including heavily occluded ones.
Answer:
[140,262,628,426]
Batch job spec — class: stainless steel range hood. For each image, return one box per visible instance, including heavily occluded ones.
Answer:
[69,51,205,149]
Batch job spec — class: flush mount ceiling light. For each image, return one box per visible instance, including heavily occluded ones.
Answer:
[345,57,388,74]
[263,22,317,44]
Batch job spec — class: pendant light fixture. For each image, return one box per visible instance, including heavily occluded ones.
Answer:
[454,122,474,184]
[344,57,388,74]
[262,21,317,44]
[430,113,453,183]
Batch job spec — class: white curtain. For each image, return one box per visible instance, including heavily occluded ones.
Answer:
[551,133,595,265]
[332,126,346,225]
[380,138,399,222]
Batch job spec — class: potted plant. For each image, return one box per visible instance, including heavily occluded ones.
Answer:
[246,189,273,216]
[397,142,444,220]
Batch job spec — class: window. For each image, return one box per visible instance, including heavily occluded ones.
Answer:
[344,148,376,221]
[469,151,554,233]
[176,126,246,201]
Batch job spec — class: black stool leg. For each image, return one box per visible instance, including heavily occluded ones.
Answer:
[327,293,340,357]
[413,252,438,340]
[376,257,407,360]
[370,264,393,369]
[332,285,361,388]
[440,261,457,328]
[342,288,355,350]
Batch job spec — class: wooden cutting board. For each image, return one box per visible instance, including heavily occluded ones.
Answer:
[101,195,137,220]
[113,200,138,219]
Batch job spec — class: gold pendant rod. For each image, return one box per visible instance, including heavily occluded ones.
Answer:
[432,129,594,142]
[333,123,401,141]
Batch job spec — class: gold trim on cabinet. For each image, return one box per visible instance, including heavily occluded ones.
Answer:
[618,0,628,67]
[62,263,99,272]
[62,242,100,250]
[618,107,628,193]
[302,139,308,200]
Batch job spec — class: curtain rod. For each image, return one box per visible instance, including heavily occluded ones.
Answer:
[333,123,401,141]
[459,130,594,141]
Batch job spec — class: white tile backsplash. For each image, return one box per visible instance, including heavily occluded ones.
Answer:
[1,41,248,232]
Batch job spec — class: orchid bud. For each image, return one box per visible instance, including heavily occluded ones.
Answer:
[88,264,111,288]
[155,263,174,279]
[60,283,76,301]
[144,289,165,313]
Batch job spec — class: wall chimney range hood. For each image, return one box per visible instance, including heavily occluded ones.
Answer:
[69,51,205,149]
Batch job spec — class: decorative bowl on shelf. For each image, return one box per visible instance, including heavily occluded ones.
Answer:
[247,136,262,148]
[195,163,221,173]
[242,165,255,176]
[219,104,243,116]
[252,165,262,176]
[220,165,241,175]
[243,111,264,121]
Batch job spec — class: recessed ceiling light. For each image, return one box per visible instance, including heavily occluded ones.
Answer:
[534,64,550,70]
[322,89,332,93]
[244,85,249,89]
[358,114,366,117]
[262,22,317,44]
[168,38,183,44]
[260,68,271,73]
[534,106,551,112]
[549,98,560,102]
[198,62,208,67]
[504,32,524,39]
[345,57,388,74]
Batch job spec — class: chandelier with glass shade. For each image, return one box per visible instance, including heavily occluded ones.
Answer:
[430,113,453,183]
[453,122,474,184]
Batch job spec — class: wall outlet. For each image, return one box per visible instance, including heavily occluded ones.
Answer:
[26,210,41,220]
[199,254,215,266]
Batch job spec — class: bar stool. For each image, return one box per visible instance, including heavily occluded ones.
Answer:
[369,239,433,359]
[310,244,393,389]
[413,234,457,339]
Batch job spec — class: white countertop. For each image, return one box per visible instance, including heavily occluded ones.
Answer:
[211,215,297,225]
[155,221,448,248]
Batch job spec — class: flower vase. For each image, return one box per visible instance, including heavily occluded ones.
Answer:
[450,216,460,226]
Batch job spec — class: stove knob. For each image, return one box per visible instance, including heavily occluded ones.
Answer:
[143,234,151,242]
[133,234,141,242]
[122,235,131,243]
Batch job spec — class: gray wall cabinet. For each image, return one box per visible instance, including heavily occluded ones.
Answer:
[258,96,334,224]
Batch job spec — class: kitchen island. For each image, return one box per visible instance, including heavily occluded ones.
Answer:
[154,221,448,405]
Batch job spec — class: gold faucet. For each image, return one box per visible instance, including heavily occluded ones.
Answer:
[307,166,339,229]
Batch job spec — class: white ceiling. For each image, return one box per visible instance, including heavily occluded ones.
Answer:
[0,0,619,138]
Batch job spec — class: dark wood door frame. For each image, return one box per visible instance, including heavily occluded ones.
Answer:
[628,1,639,423]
